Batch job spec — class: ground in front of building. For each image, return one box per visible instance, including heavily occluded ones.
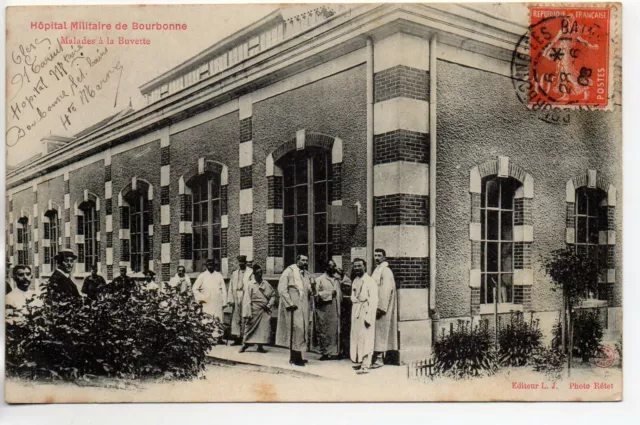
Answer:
[6,347,621,402]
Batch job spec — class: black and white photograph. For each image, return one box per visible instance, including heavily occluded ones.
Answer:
[4,2,623,402]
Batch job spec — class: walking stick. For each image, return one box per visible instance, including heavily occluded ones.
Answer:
[290,308,294,360]
[288,286,301,363]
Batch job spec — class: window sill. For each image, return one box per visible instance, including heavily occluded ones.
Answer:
[479,303,523,315]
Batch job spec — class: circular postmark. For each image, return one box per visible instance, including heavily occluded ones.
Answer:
[510,16,573,126]
[592,345,616,368]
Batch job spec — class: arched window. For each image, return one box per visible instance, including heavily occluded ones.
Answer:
[574,187,607,300]
[44,210,60,267]
[281,150,333,272]
[79,201,99,272]
[126,191,151,273]
[191,173,222,272]
[480,176,520,305]
[16,216,29,266]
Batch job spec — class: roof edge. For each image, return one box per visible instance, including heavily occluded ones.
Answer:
[139,9,284,94]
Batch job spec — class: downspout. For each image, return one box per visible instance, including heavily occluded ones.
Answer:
[366,37,374,274]
[429,36,438,340]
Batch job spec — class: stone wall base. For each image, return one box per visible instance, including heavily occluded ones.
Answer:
[398,319,432,364]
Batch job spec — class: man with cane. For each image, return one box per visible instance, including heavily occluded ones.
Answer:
[276,255,313,366]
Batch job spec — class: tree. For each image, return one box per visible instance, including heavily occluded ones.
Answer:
[543,247,605,373]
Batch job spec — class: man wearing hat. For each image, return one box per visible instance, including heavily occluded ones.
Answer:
[239,264,274,353]
[112,266,137,293]
[193,258,229,322]
[47,249,81,300]
[82,263,107,300]
[228,255,253,345]
[143,269,160,292]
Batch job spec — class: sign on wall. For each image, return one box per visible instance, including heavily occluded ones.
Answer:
[350,247,368,264]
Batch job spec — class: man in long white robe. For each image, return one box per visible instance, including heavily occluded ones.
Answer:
[372,248,398,368]
[350,258,378,374]
[6,265,41,324]
[193,259,229,322]
[276,255,312,366]
[229,255,253,345]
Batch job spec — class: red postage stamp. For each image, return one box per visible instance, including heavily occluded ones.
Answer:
[529,5,612,108]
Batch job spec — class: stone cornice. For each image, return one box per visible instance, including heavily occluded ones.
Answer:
[139,9,285,94]
[7,3,524,190]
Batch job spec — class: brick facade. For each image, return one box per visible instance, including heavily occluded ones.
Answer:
[267,176,283,209]
[373,130,429,165]
[374,65,430,103]
[63,173,71,249]
[240,214,253,237]
[374,194,428,226]
[373,36,429,298]
[160,134,171,281]
[239,166,253,190]
[239,117,252,143]
[386,257,429,289]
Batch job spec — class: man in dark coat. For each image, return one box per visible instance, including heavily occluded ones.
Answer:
[82,263,107,300]
[6,261,13,295]
[112,266,137,294]
[47,249,81,300]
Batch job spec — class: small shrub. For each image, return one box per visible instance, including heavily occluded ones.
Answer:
[6,281,222,381]
[531,346,566,380]
[497,311,543,367]
[552,308,603,362]
[433,319,498,379]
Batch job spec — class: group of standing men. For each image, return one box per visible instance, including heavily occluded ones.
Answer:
[273,249,398,374]
[189,255,274,353]
[6,245,399,375]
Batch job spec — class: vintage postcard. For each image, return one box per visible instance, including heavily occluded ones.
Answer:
[4,2,622,403]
